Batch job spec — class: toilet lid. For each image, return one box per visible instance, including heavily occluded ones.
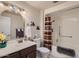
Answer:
[37,47,50,53]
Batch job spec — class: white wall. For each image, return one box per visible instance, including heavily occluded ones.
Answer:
[59,8,79,52]
[44,1,79,15]
[40,10,44,41]
[49,8,79,52]
[23,8,41,39]
[11,1,41,38]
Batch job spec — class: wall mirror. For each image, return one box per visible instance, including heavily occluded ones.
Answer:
[0,10,25,40]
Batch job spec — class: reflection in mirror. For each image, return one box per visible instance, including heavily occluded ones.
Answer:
[1,10,25,40]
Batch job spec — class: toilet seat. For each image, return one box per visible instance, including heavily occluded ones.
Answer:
[37,47,50,53]
[33,38,50,57]
[37,47,50,58]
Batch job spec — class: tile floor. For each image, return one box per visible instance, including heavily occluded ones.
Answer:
[36,52,53,58]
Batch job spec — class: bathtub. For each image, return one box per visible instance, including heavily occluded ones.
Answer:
[51,46,74,58]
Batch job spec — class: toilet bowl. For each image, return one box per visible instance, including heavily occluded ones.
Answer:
[37,47,50,58]
[33,38,50,58]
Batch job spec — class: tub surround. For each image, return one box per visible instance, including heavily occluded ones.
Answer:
[0,39,36,58]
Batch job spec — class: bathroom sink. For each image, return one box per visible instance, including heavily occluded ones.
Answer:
[0,39,36,57]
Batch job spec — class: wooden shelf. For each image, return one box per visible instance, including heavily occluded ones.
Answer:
[44,44,52,46]
[44,39,52,41]
[44,44,52,50]
[44,37,52,40]
[44,27,52,30]
[44,35,52,36]
[45,21,52,23]
[44,17,52,50]
[45,22,52,25]
[45,17,51,21]
[44,30,52,32]
[44,40,52,43]
[44,31,52,35]
[45,24,52,26]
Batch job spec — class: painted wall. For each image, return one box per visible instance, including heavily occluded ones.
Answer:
[49,8,79,53]
[40,10,44,41]
[59,8,79,52]
[11,1,41,39]
[44,1,79,15]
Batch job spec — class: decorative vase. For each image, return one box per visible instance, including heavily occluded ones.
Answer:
[0,41,7,48]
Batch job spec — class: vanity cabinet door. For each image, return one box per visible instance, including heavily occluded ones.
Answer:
[20,45,36,58]
[1,45,36,58]
[27,52,36,58]
[2,52,20,58]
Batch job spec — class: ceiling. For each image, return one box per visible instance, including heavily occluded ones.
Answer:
[0,1,66,14]
[0,3,9,14]
[26,1,65,10]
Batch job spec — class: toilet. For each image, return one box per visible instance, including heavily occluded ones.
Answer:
[33,38,50,58]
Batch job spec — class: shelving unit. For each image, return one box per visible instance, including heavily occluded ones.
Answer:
[43,17,53,50]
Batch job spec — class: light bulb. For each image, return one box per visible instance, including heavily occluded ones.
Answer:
[16,8,20,13]
[22,11,26,15]
[0,2,4,6]
[9,6,13,9]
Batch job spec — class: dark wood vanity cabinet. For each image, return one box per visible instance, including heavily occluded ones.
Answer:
[2,52,20,58]
[20,45,36,58]
[2,45,36,58]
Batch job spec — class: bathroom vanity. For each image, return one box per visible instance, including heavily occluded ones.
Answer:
[0,40,36,58]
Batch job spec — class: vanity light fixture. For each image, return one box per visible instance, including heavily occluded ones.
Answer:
[8,5,15,12]
[22,10,26,15]
[16,8,20,13]
[0,2,26,15]
[9,5,13,9]
[13,6,20,13]
[9,5,20,13]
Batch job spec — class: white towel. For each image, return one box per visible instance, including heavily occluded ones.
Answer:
[25,26,31,38]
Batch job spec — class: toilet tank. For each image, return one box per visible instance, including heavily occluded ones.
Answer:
[33,38,41,48]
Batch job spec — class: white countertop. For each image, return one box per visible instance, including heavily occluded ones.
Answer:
[0,39,36,57]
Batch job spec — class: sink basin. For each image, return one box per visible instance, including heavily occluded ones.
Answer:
[0,39,36,57]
